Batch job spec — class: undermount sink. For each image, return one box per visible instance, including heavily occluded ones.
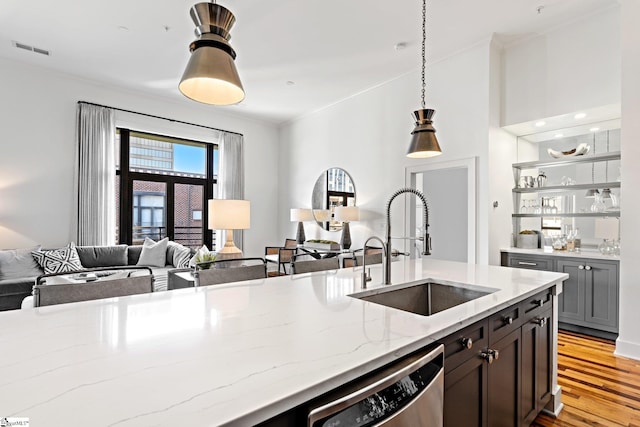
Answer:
[351,282,495,316]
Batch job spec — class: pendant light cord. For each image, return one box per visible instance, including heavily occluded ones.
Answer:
[591,132,596,184]
[421,0,426,109]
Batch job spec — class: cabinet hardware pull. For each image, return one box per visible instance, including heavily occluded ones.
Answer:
[533,317,547,327]
[585,265,592,271]
[489,349,500,360]
[503,316,513,325]
[578,265,585,270]
[535,299,545,307]
[480,351,494,364]
[461,337,473,349]
[518,261,537,266]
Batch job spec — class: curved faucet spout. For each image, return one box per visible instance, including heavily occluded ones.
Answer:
[360,236,387,289]
[385,188,431,285]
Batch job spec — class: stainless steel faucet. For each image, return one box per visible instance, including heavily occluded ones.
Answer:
[361,236,387,288]
[359,188,431,287]
[384,188,431,285]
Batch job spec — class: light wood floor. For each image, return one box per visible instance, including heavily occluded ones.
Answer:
[533,331,640,427]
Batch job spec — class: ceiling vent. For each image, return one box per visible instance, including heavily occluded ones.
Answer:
[12,41,50,56]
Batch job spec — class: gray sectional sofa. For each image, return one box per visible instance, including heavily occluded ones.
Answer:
[0,244,191,311]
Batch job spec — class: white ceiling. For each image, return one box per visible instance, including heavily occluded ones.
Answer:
[0,0,616,124]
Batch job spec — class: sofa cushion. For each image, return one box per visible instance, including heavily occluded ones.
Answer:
[0,247,43,280]
[32,243,83,275]
[127,246,143,265]
[136,237,169,268]
[76,245,128,268]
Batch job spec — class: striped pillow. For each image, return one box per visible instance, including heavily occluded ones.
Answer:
[32,243,84,275]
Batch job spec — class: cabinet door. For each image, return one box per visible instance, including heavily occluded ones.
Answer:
[584,261,619,331]
[487,328,521,427]
[556,260,586,323]
[521,309,553,427]
[444,353,488,427]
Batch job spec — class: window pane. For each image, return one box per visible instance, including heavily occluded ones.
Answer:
[174,183,204,249]
[132,181,166,244]
[129,132,206,177]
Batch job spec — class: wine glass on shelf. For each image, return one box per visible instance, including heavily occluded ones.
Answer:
[550,198,558,214]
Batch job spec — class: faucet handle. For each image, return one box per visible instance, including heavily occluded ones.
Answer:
[390,249,410,257]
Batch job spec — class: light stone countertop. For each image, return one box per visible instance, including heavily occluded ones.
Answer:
[0,259,567,426]
[501,247,620,261]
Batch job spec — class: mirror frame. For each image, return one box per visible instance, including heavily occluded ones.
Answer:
[311,168,356,231]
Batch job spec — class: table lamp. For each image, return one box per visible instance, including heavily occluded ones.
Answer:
[209,199,250,260]
[333,206,360,250]
[290,208,314,245]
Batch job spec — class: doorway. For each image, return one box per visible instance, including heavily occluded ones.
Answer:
[405,158,477,263]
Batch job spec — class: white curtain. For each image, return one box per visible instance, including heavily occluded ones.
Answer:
[74,103,116,246]
[216,130,245,251]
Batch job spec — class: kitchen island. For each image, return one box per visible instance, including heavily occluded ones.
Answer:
[0,259,567,426]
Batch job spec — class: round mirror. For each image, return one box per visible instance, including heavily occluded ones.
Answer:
[311,168,356,231]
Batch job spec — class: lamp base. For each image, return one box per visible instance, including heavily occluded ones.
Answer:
[340,222,352,250]
[296,221,306,245]
[216,229,243,261]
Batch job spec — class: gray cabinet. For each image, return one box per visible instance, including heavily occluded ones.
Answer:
[502,251,619,337]
[557,259,619,334]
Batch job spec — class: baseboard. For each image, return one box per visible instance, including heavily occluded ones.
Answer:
[614,337,640,361]
[543,385,563,417]
[559,323,618,341]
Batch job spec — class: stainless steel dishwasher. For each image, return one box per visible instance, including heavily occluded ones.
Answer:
[307,344,444,426]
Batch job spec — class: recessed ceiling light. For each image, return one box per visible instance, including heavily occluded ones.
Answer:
[554,133,564,138]
[117,25,129,31]
[590,127,600,132]
[535,121,546,127]
[574,113,586,119]
[394,42,407,51]
[286,81,295,86]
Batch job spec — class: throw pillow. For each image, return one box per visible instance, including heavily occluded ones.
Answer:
[170,243,191,268]
[31,243,84,275]
[0,246,44,280]
[188,244,213,268]
[136,237,169,268]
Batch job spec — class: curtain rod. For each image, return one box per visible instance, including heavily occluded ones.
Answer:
[77,101,244,137]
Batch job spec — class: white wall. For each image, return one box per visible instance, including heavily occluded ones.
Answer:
[279,41,493,264]
[502,7,621,126]
[616,0,640,360]
[0,57,280,258]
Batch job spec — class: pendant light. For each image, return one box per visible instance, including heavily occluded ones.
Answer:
[407,0,442,158]
[179,1,245,105]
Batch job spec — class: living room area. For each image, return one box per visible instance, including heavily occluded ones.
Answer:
[2,0,640,425]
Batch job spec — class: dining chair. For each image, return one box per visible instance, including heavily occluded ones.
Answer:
[33,266,154,307]
[344,246,384,268]
[194,257,267,287]
[290,253,340,274]
[265,238,298,275]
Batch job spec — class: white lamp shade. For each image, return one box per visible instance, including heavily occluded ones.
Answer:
[208,199,250,230]
[333,206,360,222]
[313,209,331,222]
[290,208,314,222]
[594,218,619,240]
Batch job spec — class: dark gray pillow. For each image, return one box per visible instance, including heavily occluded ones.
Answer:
[76,245,128,268]
[127,246,143,265]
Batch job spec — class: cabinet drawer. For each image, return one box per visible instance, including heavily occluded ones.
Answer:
[440,319,489,373]
[508,255,554,271]
[522,289,553,322]
[489,304,522,345]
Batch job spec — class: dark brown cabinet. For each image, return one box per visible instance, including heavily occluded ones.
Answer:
[442,288,553,427]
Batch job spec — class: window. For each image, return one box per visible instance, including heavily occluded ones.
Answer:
[116,129,219,249]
